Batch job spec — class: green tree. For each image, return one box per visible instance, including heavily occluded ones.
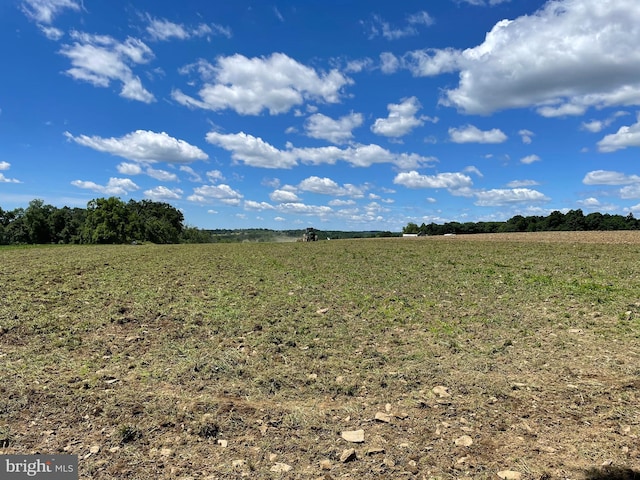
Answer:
[402,222,419,234]
[24,199,55,244]
[82,197,129,244]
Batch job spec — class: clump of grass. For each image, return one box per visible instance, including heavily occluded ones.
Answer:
[118,425,142,444]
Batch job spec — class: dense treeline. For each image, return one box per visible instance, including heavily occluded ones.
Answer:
[403,209,640,235]
[0,198,184,245]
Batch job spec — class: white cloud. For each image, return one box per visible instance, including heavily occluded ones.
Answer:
[0,162,20,183]
[305,112,363,144]
[474,188,549,206]
[620,185,640,199]
[60,32,155,103]
[506,179,540,188]
[520,154,541,164]
[146,167,178,182]
[71,177,139,195]
[145,16,231,41]
[380,52,400,74]
[188,184,243,204]
[577,197,603,207]
[206,130,434,169]
[449,125,507,144]
[270,189,300,203]
[597,115,640,152]
[21,0,80,24]
[405,1,640,116]
[328,199,356,207]
[463,166,483,177]
[581,111,629,133]
[393,171,473,193]
[65,130,208,164]
[173,53,352,115]
[278,203,333,216]
[40,25,64,40]
[144,186,183,200]
[366,11,434,40]
[298,176,364,197]
[206,170,224,182]
[244,200,274,211]
[371,97,434,138]
[116,162,143,175]
[583,170,640,185]
[519,129,534,144]
[180,166,202,182]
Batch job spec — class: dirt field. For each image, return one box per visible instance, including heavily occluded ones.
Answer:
[1,232,639,479]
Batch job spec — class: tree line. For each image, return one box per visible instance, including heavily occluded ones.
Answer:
[403,209,640,235]
[0,197,185,245]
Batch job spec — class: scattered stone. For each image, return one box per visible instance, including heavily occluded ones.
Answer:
[432,386,451,398]
[497,470,522,480]
[405,460,419,474]
[375,412,392,423]
[383,458,396,468]
[454,435,473,447]
[89,445,100,454]
[366,447,385,456]
[601,459,614,467]
[341,429,364,443]
[395,412,409,419]
[568,328,583,334]
[320,459,332,470]
[307,373,318,380]
[340,448,357,463]
[385,403,392,413]
[232,460,246,468]
[269,453,278,462]
[160,448,173,457]
[109,447,120,453]
[316,308,329,314]
[217,439,228,448]
[270,463,292,473]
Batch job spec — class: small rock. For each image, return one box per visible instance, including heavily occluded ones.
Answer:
[307,373,318,380]
[405,460,419,474]
[232,460,246,468]
[320,459,332,470]
[89,445,100,454]
[316,308,329,314]
[270,463,292,473]
[385,403,392,413]
[366,446,385,456]
[109,447,120,453]
[601,459,614,467]
[217,439,228,447]
[341,429,365,443]
[375,412,392,423]
[497,470,522,480]
[340,448,357,463]
[454,435,473,447]
[160,448,173,457]
[383,458,396,468]
[432,386,451,398]
[269,453,278,462]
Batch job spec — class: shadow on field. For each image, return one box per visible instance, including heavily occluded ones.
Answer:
[584,467,640,480]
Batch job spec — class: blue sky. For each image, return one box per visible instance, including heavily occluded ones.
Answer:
[2,0,640,231]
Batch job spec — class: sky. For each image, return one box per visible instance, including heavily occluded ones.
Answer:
[2,0,640,231]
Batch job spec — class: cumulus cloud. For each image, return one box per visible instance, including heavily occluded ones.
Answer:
[474,188,549,206]
[65,130,208,164]
[144,186,183,200]
[71,177,139,195]
[449,125,507,143]
[244,200,274,211]
[173,53,353,115]
[116,162,143,175]
[520,154,541,164]
[188,184,243,205]
[206,130,434,169]
[365,11,434,40]
[298,176,364,197]
[371,97,435,138]
[304,112,363,144]
[146,167,178,182]
[21,0,80,24]
[380,52,400,74]
[180,166,202,182]
[278,202,333,216]
[145,16,231,41]
[0,162,21,183]
[519,129,534,144]
[270,189,300,203]
[402,0,640,116]
[393,171,473,193]
[583,170,640,185]
[60,31,155,103]
[582,111,629,133]
[597,115,640,152]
